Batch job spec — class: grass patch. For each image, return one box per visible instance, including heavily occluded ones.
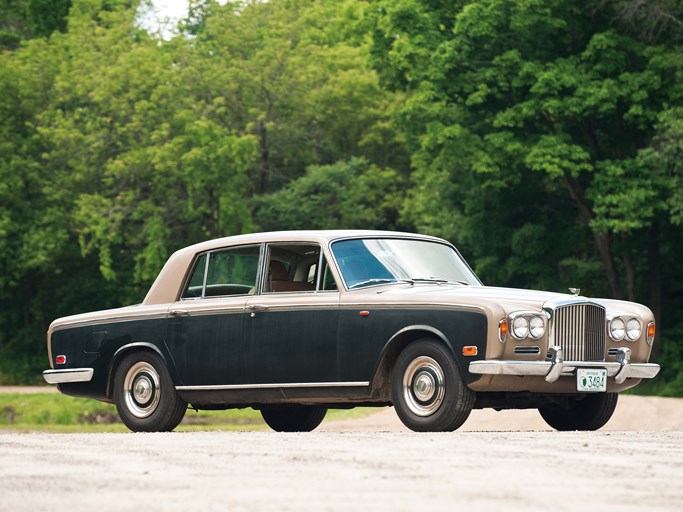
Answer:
[0,393,376,433]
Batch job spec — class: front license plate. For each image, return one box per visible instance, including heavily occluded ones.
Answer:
[577,368,607,392]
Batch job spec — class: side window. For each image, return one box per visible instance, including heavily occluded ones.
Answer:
[182,246,260,298]
[183,253,208,298]
[265,244,322,294]
[321,257,338,291]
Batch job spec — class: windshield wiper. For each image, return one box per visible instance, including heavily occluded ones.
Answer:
[349,278,396,289]
[408,277,470,286]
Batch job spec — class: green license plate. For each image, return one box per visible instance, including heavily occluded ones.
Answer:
[577,368,607,392]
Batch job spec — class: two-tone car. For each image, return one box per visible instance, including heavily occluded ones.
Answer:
[43,230,660,432]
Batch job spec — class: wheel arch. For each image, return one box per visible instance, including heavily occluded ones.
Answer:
[370,325,457,400]
[106,342,172,399]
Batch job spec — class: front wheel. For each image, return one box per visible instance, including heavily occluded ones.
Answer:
[538,393,618,431]
[113,351,187,432]
[392,339,475,432]
[260,405,327,432]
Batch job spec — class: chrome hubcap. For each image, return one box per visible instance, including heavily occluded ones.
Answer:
[123,362,161,419]
[402,356,445,417]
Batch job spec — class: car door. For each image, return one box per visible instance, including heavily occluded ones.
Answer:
[164,244,262,386]
[244,243,340,384]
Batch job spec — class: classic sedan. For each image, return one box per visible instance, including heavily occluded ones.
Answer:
[44,230,660,432]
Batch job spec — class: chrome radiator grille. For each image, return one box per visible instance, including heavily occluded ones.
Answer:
[552,303,606,361]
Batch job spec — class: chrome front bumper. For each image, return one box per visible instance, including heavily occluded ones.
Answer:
[469,347,660,384]
[43,368,94,384]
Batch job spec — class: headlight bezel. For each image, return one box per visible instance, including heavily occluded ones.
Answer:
[607,315,643,342]
[625,317,642,341]
[509,312,546,341]
[608,316,626,342]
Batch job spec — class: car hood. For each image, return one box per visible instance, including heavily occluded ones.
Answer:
[365,284,649,316]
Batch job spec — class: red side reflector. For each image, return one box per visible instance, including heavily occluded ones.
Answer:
[55,355,66,365]
[359,311,370,317]
[463,346,478,357]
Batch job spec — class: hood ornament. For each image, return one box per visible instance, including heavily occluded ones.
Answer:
[569,288,580,296]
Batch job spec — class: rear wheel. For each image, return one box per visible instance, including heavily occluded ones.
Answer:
[113,351,187,432]
[392,339,475,432]
[538,393,618,431]
[260,405,327,432]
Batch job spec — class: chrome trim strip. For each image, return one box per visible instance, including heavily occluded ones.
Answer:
[51,313,167,331]
[469,358,660,381]
[43,368,94,384]
[176,381,370,391]
[514,346,541,355]
[340,302,486,313]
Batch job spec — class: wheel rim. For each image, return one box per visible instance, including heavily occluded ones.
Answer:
[402,356,445,417]
[123,362,161,419]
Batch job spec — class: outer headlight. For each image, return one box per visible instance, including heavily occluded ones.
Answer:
[529,315,545,339]
[609,317,626,341]
[626,318,642,341]
[512,316,529,339]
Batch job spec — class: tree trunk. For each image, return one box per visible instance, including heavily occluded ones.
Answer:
[562,176,623,299]
[623,250,636,302]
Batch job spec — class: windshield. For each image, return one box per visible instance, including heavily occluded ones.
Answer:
[330,238,481,289]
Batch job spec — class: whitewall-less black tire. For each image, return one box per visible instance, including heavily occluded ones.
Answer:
[113,351,187,432]
[392,339,475,432]
[260,405,327,432]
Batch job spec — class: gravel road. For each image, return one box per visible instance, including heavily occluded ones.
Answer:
[1,395,682,512]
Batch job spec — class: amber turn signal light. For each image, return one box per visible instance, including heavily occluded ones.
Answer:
[463,346,478,356]
[498,319,508,342]
[646,321,656,345]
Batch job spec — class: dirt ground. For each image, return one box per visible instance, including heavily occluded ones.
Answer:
[1,394,682,511]
[321,394,683,431]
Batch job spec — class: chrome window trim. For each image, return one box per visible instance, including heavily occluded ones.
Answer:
[200,250,210,299]
[176,381,370,391]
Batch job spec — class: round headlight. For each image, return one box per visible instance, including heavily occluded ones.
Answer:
[626,318,641,341]
[609,317,626,341]
[529,315,545,339]
[512,316,529,339]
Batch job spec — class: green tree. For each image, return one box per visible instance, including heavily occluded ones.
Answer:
[370,0,683,360]
[253,157,406,231]
[178,0,407,194]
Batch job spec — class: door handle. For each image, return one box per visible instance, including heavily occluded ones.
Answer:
[247,304,269,311]
[169,309,189,317]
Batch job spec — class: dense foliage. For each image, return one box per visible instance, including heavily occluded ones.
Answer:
[0,0,681,394]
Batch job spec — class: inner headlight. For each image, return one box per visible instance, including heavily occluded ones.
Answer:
[529,315,545,339]
[609,317,626,341]
[512,316,529,339]
[626,318,641,341]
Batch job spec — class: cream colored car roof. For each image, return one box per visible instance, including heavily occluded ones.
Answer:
[142,230,447,305]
